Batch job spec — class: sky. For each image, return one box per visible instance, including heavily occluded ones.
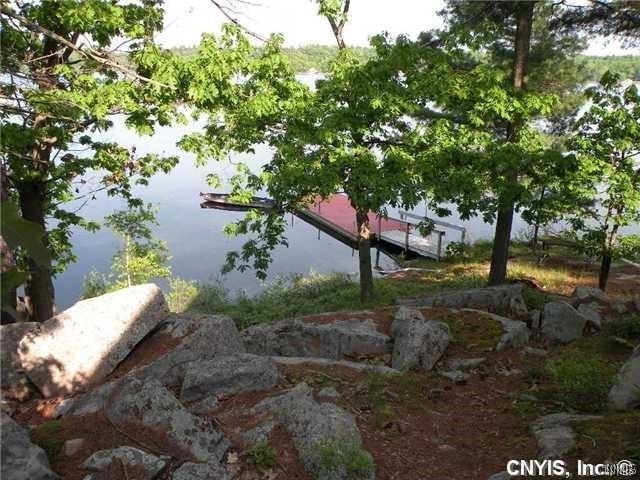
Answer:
[157,0,638,55]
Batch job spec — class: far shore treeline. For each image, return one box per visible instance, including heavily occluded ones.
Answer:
[167,45,640,80]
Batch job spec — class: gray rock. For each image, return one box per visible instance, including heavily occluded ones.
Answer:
[529,309,541,330]
[462,309,530,351]
[1,322,39,400]
[531,413,601,459]
[488,472,512,480]
[243,317,390,360]
[521,346,548,357]
[577,303,603,329]
[398,284,529,320]
[444,357,486,371]
[541,301,587,343]
[242,419,276,445]
[180,354,278,403]
[391,308,450,371]
[81,446,165,478]
[134,315,245,388]
[18,284,168,397]
[255,383,374,480]
[439,370,470,383]
[269,356,399,375]
[105,378,229,462]
[317,387,340,399]
[63,438,85,457]
[171,462,229,480]
[55,381,118,417]
[0,412,59,480]
[571,286,610,306]
[533,425,576,459]
[608,352,640,410]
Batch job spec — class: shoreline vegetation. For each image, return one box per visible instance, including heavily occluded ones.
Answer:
[166,45,640,80]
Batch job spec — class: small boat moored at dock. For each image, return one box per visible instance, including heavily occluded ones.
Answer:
[200,193,277,211]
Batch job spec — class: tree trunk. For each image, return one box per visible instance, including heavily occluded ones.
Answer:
[488,1,534,285]
[17,180,55,322]
[356,209,374,303]
[599,224,619,291]
[489,203,515,285]
[598,251,612,291]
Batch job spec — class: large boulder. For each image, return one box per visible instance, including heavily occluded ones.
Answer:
[18,284,168,397]
[570,287,630,324]
[531,413,601,459]
[134,314,245,389]
[81,446,166,479]
[0,412,59,480]
[255,383,374,480]
[1,322,39,400]
[609,347,640,410]
[398,284,528,320]
[105,378,229,463]
[391,307,450,371]
[180,354,279,404]
[540,301,587,343]
[243,317,390,360]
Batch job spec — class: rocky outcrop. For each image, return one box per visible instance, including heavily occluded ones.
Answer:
[398,284,529,320]
[269,356,398,375]
[81,446,166,479]
[531,413,601,459]
[105,378,229,463]
[1,412,59,480]
[540,301,587,343]
[0,322,39,400]
[18,284,168,397]
[570,286,634,324]
[608,347,640,410]
[255,383,374,480]
[180,354,278,404]
[243,317,390,360]
[134,314,245,389]
[391,307,450,371]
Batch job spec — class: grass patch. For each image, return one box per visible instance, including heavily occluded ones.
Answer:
[434,311,503,354]
[170,269,484,329]
[543,349,618,413]
[313,436,375,480]
[522,286,549,311]
[247,440,278,472]
[571,411,640,465]
[30,420,64,463]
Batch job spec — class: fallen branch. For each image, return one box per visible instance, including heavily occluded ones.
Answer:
[621,258,640,269]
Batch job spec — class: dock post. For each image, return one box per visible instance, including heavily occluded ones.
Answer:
[436,232,444,261]
[404,223,410,253]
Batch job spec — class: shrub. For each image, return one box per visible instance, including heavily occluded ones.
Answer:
[314,437,375,480]
[604,314,640,340]
[522,286,548,311]
[247,440,277,472]
[544,352,616,412]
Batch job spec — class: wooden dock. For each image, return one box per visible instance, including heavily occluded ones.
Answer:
[296,194,459,260]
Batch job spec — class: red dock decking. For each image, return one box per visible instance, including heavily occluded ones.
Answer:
[305,194,406,238]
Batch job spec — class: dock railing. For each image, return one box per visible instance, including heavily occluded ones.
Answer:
[398,210,467,244]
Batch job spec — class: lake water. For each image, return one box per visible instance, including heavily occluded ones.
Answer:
[55,103,639,309]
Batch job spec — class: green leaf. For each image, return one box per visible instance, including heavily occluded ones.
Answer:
[0,201,50,267]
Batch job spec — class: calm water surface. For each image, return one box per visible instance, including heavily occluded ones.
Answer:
[55,108,639,309]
